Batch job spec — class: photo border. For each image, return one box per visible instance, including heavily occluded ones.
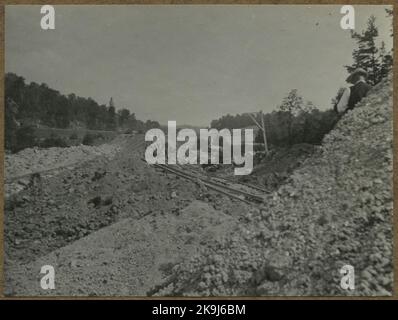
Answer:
[0,0,396,300]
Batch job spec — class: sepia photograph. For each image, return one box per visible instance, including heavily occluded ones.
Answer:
[3,4,394,297]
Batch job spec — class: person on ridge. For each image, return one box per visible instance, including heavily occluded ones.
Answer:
[335,68,372,114]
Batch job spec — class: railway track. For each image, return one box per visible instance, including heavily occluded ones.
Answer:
[151,162,269,205]
[179,164,270,194]
[138,135,270,205]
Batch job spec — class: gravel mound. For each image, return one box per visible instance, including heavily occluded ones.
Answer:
[5,141,122,180]
[5,137,125,198]
[5,201,236,296]
[152,75,393,296]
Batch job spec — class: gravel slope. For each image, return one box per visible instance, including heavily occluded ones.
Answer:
[151,76,394,296]
[5,201,236,296]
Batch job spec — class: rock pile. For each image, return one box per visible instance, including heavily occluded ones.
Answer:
[5,142,122,179]
[151,75,393,296]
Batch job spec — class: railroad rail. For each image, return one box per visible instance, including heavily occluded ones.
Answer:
[150,162,269,205]
[179,164,271,194]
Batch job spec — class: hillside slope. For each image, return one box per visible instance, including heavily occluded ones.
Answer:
[152,75,394,296]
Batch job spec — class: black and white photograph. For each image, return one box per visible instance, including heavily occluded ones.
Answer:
[3,4,394,297]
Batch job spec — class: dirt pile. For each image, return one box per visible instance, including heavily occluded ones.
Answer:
[5,131,249,296]
[4,135,128,198]
[5,200,237,296]
[4,135,196,264]
[5,139,123,179]
[151,75,393,296]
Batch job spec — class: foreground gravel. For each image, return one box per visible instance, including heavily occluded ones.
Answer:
[5,200,236,296]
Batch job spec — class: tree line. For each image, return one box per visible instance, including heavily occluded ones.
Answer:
[211,13,393,148]
[5,73,160,131]
[5,73,160,151]
[211,93,338,147]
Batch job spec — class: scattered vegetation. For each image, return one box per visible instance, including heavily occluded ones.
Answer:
[13,126,37,153]
[82,133,96,146]
[39,134,69,148]
[69,132,78,140]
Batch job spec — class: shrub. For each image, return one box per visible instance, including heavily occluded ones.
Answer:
[14,126,37,152]
[82,133,95,146]
[69,132,78,140]
[40,134,69,148]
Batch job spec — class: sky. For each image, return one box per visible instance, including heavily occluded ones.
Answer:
[5,5,393,126]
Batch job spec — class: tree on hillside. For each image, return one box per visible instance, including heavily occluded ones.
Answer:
[118,108,130,127]
[279,89,304,115]
[126,112,137,129]
[5,98,20,151]
[107,97,117,130]
[279,89,304,145]
[346,15,393,86]
[302,101,315,114]
[346,15,380,85]
[5,74,25,109]
[54,95,70,128]
[385,8,393,37]
[145,119,161,129]
[210,113,253,130]
[378,41,393,81]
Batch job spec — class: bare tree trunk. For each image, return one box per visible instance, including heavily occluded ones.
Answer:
[260,111,268,154]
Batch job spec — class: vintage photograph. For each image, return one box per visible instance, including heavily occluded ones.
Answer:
[3,5,394,296]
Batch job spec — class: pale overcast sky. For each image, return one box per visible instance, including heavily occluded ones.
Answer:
[6,5,393,126]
